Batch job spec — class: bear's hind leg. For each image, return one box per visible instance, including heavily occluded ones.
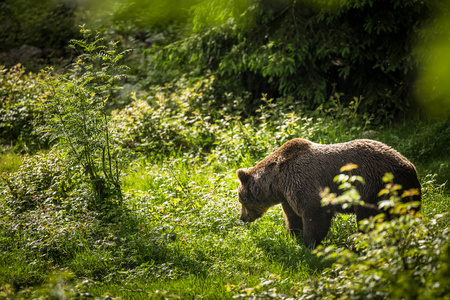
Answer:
[302,211,333,248]
[282,202,303,238]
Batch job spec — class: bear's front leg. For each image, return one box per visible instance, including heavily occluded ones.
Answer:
[302,210,333,248]
[281,202,303,238]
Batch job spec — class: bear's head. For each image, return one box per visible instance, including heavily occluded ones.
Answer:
[236,168,274,223]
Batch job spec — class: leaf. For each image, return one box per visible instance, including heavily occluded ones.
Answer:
[340,163,358,172]
[333,174,349,183]
[378,189,389,196]
[351,175,366,184]
[382,173,394,183]
[401,188,420,198]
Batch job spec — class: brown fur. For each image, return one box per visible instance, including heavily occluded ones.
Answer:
[236,138,421,247]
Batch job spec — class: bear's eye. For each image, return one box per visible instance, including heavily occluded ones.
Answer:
[239,190,254,203]
[238,193,245,203]
[238,191,248,203]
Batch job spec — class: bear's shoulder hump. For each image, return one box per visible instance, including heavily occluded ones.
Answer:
[277,138,313,157]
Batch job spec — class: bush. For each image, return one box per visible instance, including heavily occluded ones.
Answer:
[112,77,370,169]
[296,213,450,299]
[0,149,168,293]
[112,77,226,157]
[0,0,79,53]
[0,64,49,152]
[1,150,87,213]
[40,27,131,205]
[298,168,446,299]
[147,0,432,117]
[0,150,97,264]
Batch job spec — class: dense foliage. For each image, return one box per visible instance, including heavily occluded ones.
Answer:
[1,0,441,118]
[0,64,49,151]
[0,0,79,53]
[147,0,432,116]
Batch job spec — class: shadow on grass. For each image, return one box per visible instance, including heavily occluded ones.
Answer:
[253,233,333,274]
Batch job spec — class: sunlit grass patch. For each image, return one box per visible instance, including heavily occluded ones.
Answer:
[325,214,358,247]
[0,150,22,174]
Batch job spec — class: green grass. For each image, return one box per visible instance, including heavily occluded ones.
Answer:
[0,149,22,174]
[1,115,449,299]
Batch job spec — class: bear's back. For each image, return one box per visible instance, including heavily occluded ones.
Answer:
[313,139,415,173]
[270,139,420,203]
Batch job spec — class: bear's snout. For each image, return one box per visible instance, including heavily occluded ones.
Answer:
[240,206,261,223]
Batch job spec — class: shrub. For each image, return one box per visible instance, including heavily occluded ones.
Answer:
[0,0,79,53]
[112,79,368,169]
[147,0,432,117]
[39,27,131,205]
[112,97,195,156]
[297,168,448,299]
[111,77,222,157]
[0,150,97,264]
[0,149,166,292]
[295,212,450,299]
[0,64,49,152]
[1,149,87,213]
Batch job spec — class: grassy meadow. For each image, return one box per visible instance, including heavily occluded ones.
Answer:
[1,78,449,298]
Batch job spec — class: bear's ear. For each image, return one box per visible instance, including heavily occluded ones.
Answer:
[237,169,252,184]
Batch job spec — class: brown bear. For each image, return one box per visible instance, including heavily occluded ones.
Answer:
[236,138,421,247]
